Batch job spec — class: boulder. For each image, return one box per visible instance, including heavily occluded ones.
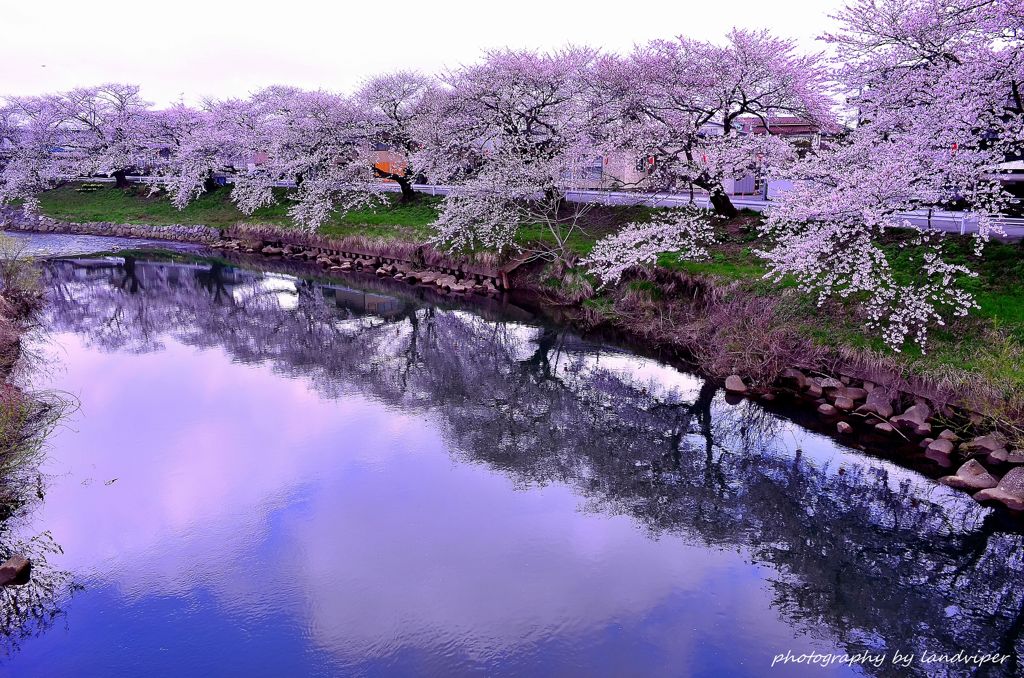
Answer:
[973,467,1024,511]
[834,396,855,411]
[986,449,1010,465]
[857,388,895,419]
[961,434,1007,455]
[724,375,747,394]
[940,460,999,491]
[874,422,895,434]
[417,271,440,284]
[261,245,284,255]
[836,421,853,435]
[0,555,30,586]
[891,403,932,431]
[435,275,458,290]
[779,368,807,390]
[926,438,955,456]
[841,387,868,402]
[924,448,955,468]
[914,423,933,437]
[819,377,843,392]
[817,403,838,416]
[1006,450,1024,465]
[938,429,959,442]
[806,383,823,398]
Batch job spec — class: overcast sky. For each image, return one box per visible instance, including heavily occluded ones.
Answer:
[3,0,845,106]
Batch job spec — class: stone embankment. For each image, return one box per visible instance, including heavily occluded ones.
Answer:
[0,206,220,243]
[218,225,509,295]
[724,370,1024,513]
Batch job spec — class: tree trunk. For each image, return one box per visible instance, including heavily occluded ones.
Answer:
[373,167,418,203]
[693,177,738,218]
[708,190,738,218]
[395,175,416,203]
[203,172,219,195]
[112,169,130,189]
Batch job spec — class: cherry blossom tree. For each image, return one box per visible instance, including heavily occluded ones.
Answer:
[417,48,606,259]
[0,84,152,210]
[758,0,1024,350]
[356,71,434,202]
[596,29,833,218]
[193,88,389,230]
[144,103,225,209]
[49,84,152,188]
[0,96,65,212]
[584,30,830,286]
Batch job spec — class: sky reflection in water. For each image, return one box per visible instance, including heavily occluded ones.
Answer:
[2,247,1021,677]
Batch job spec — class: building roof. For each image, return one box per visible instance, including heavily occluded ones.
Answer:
[739,116,820,136]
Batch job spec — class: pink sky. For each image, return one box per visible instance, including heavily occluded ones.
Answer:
[3,0,844,106]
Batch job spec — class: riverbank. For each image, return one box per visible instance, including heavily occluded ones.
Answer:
[0,237,59,520]
[5,185,1024,514]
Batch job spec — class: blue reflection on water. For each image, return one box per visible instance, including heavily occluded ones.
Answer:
[0,236,1018,677]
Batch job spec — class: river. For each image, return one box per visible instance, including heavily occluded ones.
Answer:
[1,234,1022,677]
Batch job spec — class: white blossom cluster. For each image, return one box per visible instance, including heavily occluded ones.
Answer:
[757,0,1023,350]
[583,209,713,286]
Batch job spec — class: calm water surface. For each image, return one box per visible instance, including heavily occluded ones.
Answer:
[1,235,1022,677]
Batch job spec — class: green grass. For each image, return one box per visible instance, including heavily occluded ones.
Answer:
[513,205,663,256]
[657,249,767,281]
[37,184,440,241]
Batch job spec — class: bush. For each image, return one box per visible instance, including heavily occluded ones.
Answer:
[0,237,40,316]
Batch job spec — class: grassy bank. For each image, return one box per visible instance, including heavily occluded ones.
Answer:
[36,184,439,241]
[652,218,1024,413]
[0,236,66,513]
[31,184,1024,420]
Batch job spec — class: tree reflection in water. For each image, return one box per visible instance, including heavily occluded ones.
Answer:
[39,256,1024,676]
[0,531,78,657]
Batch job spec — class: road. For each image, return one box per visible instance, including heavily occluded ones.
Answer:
[107,175,1024,239]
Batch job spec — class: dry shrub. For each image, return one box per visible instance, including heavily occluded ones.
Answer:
[556,266,815,385]
[535,260,595,305]
[0,317,20,377]
[0,237,41,317]
[691,293,819,384]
